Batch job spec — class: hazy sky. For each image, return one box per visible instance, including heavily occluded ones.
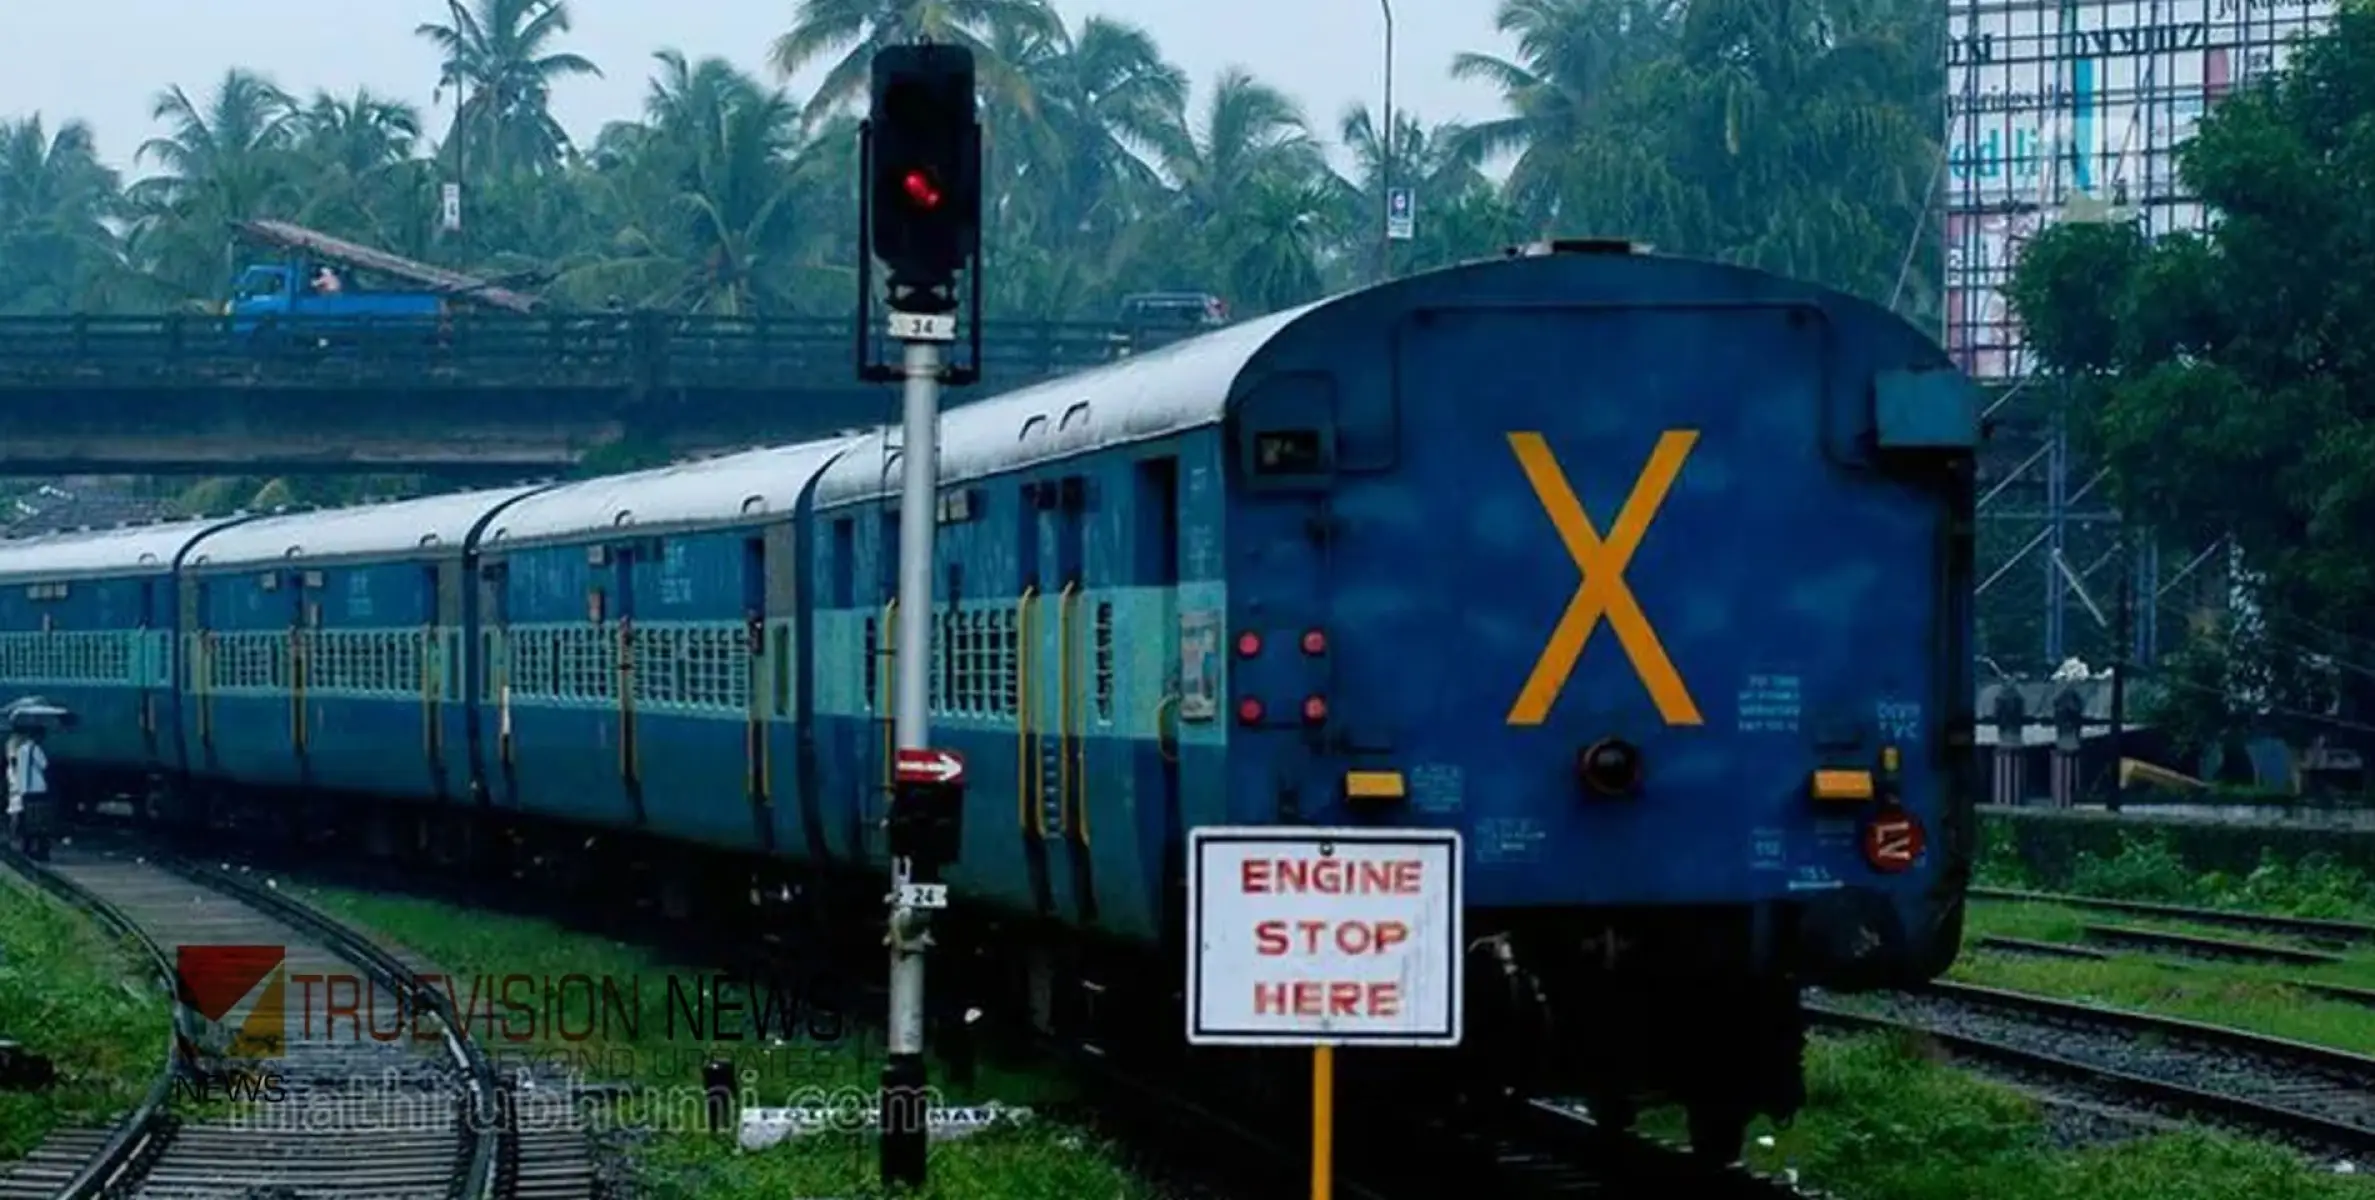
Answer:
[2,2,1513,176]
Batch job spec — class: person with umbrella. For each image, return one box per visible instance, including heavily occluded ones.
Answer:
[4,727,18,842]
[5,699,62,861]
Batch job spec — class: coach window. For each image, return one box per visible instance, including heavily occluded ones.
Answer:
[772,626,791,716]
[831,518,855,609]
[1234,371,1339,491]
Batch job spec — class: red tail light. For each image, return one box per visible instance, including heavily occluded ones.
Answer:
[1300,629,1327,656]
[1237,697,1265,725]
[1236,631,1263,658]
[1301,695,1328,723]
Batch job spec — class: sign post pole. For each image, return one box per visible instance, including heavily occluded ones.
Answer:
[1186,826,1462,1195]
[1312,1042,1335,1200]
[881,319,955,1186]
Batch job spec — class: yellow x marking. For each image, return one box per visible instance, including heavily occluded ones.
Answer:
[1505,431,1704,727]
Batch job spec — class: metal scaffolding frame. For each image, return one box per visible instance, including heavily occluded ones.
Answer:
[1975,382,2236,676]
[1948,0,2331,678]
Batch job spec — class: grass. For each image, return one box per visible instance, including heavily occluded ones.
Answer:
[1651,1032,2373,1199]
[1945,899,2375,1054]
[1966,823,2375,1051]
[297,885,1166,1199]
[1978,826,2375,923]
[0,866,169,1161]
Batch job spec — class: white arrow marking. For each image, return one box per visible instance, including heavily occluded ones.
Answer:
[898,751,963,782]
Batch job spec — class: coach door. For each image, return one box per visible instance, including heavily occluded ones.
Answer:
[183,578,216,773]
[1025,468,1097,925]
[424,560,463,799]
[1134,455,1186,948]
[286,568,314,780]
[610,546,644,828]
[477,559,516,806]
[138,578,161,765]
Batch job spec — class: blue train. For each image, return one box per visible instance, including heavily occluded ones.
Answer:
[0,242,1980,1156]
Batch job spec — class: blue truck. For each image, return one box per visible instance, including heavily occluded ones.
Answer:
[225,219,542,344]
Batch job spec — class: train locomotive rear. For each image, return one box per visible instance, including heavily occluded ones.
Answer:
[1197,244,1979,1150]
[802,243,1978,1157]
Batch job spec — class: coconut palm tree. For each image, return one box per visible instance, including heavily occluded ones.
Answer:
[1563,0,1937,300]
[124,69,302,302]
[1334,108,1522,273]
[0,116,129,312]
[998,16,1185,239]
[1158,70,1336,312]
[1451,0,1682,227]
[416,0,601,181]
[562,53,823,313]
[767,0,1063,124]
[289,89,426,243]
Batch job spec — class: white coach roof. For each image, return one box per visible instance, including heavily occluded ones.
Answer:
[811,302,1321,508]
[0,517,232,583]
[479,438,860,548]
[185,486,542,568]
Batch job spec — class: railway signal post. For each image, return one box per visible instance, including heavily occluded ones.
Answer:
[858,41,983,1190]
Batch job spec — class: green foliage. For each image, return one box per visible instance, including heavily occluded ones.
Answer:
[1985,816,2375,921]
[0,0,1939,325]
[0,0,1945,509]
[2196,849,2375,920]
[2005,6,2375,740]
[0,873,169,1159]
[572,437,675,479]
[1718,1032,2372,1198]
[2066,830,2204,903]
[2001,222,2146,375]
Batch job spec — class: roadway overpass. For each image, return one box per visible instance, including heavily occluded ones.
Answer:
[0,312,1133,475]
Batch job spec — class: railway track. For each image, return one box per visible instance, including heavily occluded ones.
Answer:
[1444,1099,1820,1199]
[1972,887,2375,948]
[61,820,1818,1199]
[2077,923,2346,967]
[1059,1036,1820,1198]
[1972,933,2375,1008]
[0,840,597,1199]
[1807,979,2375,1155]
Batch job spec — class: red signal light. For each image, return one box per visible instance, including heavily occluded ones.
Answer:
[1300,629,1327,656]
[1237,697,1265,725]
[1236,631,1262,658]
[901,170,943,209]
[1301,695,1328,723]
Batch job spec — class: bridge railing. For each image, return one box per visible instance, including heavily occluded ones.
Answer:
[0,312,1151,391]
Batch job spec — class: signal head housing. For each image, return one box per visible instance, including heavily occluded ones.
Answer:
[868,44,980,290]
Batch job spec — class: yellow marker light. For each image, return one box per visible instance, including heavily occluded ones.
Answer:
[1881,745,1900,773]
[1344,771,1407,801]
[1810,769,1876,802]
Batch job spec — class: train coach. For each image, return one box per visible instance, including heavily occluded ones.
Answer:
[0,240,1981,1161]
[0,517,226,790]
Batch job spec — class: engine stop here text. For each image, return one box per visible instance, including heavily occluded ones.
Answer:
[1187,828,1464,1047]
